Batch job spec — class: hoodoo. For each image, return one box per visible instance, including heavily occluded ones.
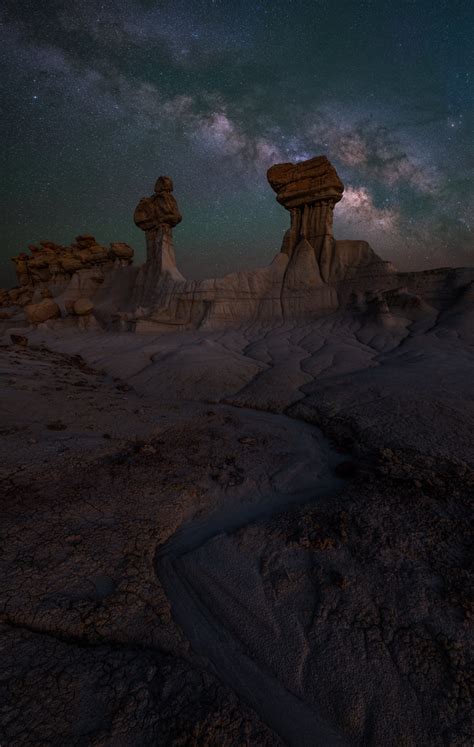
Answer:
[267,155,344,259]
[1,155,472,333]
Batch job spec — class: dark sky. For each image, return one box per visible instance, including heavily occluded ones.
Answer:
[1,0,472,286]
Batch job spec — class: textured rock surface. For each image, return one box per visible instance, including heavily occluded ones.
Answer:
[123,157,405,329]
[267,155,344,208]
[268,155,344,262]
[0,235,134,311]
[24,298,60,324]
[2,157,471,336]
[1,153,472,745]
[134,176,182,232]
[133,176,185,310]
[1,307,473,744]
[73,297,94,316]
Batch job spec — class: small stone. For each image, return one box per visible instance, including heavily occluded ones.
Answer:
[47,420,67,431]
[140,444,157,454]
[65,535,82,544]
[10,334,28,346]
[73,298,94,316]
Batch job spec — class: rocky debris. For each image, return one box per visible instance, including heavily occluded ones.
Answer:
[24,298,60,324]
[72,297,94,316]
[0,235,134,308]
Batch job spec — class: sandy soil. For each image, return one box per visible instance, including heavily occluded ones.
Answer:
[0,310,473,745]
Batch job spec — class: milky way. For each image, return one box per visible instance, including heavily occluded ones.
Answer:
[0,0,472,285]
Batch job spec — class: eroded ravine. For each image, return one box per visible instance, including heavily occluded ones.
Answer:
[155,404,349,747]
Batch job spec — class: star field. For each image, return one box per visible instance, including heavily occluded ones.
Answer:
[0,0,472,285]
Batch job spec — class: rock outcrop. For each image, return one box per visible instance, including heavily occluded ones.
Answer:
[126,156,398,330]
[0,235,134,324]
[72,298,94,316]
[267,155,343,261]
[14,235,133,287]
[2,155,472,334]
[132,177,184,309]
[24,298,60,324]
[1,236,134,310]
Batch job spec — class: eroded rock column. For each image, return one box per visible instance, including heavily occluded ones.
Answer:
[133,176,184,306]
[267,156,344,262]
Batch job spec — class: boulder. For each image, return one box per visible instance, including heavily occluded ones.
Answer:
[74,234,97,248]
[267,155,344,209]
[10,334,28,346]
[134,176,182,232]
[59,255,84,273]
[25,299,60,324]
[110,242,134,260]
[9,287,33,306]
[73,298,94,316]
[9,235,134,289]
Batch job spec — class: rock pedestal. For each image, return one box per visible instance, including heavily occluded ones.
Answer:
[267,156,343,262]
[133,177,184,307]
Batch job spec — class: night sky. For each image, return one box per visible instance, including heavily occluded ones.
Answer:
[1,0,472,286]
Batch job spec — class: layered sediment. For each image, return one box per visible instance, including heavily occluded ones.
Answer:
[1,155,472,334]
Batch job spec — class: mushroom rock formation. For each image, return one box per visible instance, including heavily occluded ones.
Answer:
[133,176,184,308]
[125,158,401,329]
[52,155,470,334]
[267,155,343,264]
[267,155,394,289]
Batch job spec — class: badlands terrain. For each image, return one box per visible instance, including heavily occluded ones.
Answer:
[0,157,473,745]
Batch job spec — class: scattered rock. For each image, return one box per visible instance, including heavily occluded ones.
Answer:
[10,334,28,346]
[47,420,67,431]
[25,299,60,324]
[73,297,94,316]
[140,444,157,455]
[1,235,135,309]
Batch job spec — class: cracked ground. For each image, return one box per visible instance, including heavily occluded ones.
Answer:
[0,311,473,745]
